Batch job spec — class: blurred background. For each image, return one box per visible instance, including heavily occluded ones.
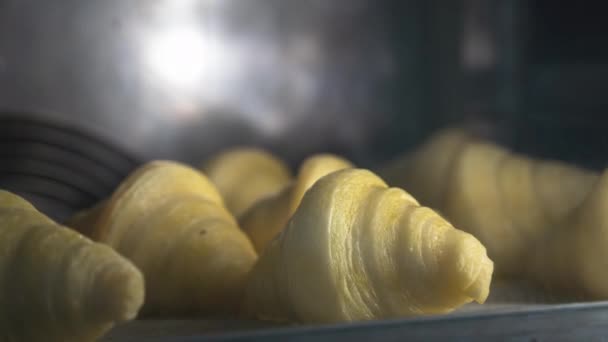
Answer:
[0,0,607,220]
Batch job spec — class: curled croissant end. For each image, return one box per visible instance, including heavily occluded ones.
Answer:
[528,169,608,299]
[0,199,144,342]
[242,169,493,323]
[201,147,293,217]
[240,154,353,253]
[442,141,519,275]
[93,161,257,316]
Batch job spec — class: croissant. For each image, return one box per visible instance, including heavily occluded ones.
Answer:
[201,147,292,217]
[382,129,598,276]
[242,169,493,323]
[65,200,107,237]
[240,154,353,252]
[0,191,144,342]
[446,142,598,276]
[92,161,258,316]
[378,128,471,209]
[531,160,599,225]
[0,190,38,211]
[527,169,608,299]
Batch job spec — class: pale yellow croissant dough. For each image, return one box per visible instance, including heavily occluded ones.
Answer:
[0,190,144,342]
[242,169,493,323]
[0,190,38,211]
[239,154,353,253]
[445,141,598,277]
[65,199,107,237]
[382,129,598,277]
[527,170,608,299]
[201,147,293,217]
[92,161,258,316]
[378,128,471,210]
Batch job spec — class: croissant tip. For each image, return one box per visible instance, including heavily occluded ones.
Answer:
[464,256,494,304]
[440,229,494,305]
[91,261,145,322]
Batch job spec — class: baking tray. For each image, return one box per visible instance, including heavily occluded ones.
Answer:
[102,282,608,341]
[103,302,608,341]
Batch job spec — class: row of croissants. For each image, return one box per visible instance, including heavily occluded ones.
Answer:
[2,127,607,341]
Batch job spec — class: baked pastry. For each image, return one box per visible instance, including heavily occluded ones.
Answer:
[240,154,353,252]
[92,161,258,316]
[528,169,608,299]
[201,148,292,217]
[0,191,144,341]
[242,169,493,323]
[382,129,598,276]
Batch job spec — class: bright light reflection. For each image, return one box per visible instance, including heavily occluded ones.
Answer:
[138,0,324,137]
[143,27,208,90]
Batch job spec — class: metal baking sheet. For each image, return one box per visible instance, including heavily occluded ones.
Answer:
[103,303,608,341]
[102,281,608,341]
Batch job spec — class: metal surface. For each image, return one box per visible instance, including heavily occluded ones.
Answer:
[103,302,608,341]
[0,0,456,217]
[0,115,139,220]
[0,0,436,168]
[102,281,603,341]
[1,1,608,190]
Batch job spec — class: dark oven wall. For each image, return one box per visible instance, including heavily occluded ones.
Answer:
[482,1,608,171]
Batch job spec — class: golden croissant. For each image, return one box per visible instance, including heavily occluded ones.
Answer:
[527,169,608,299]
[201,147,292,217]
[242,169,493,323]
[91,160,258,316]
[0,191,144,342]
[382,129,598,276]
[239,154,353,253]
